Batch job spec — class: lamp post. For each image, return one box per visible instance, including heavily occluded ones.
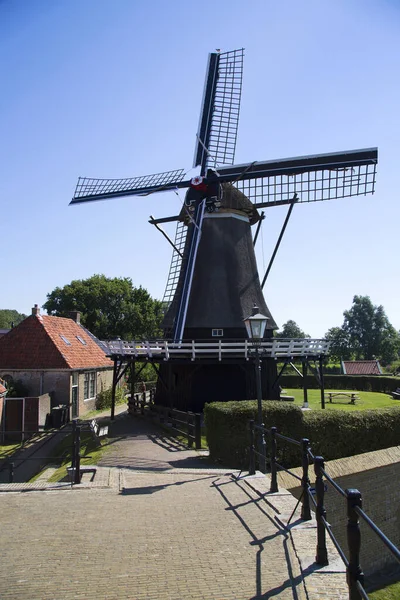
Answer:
[244,305,269,473]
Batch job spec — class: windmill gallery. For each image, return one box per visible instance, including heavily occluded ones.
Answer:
[70,49,378,413]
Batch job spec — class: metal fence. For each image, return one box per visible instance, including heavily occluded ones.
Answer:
[249,420,400,600]
[0,420,100,485]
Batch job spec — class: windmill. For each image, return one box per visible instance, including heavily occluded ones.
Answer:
[70,49,377,411]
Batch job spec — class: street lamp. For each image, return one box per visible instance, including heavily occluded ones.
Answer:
[244,305,269,473]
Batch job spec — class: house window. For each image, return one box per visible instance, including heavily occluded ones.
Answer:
[84,371,96,400]
[60,335,71,346]
[76,336,86,345]
[212,329,223,337]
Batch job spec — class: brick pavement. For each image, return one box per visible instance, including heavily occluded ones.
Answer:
[0,414,348,599]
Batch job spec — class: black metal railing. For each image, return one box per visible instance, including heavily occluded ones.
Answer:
[0,420,101,485]
[248,419,400,600]
[128,390,202,449]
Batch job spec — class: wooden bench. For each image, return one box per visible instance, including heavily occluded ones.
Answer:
[391,388,400,400]
[89,419,108,438]
[327,392,359,405]
[280,395,295,402]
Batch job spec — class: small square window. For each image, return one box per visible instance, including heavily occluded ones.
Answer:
[212,329,223,337]
[60,335,71,346]
[76,336,87,345]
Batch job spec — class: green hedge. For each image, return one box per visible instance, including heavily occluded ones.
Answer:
[280,374,400,393]
[204,401,400,469]
[204,401,304,468]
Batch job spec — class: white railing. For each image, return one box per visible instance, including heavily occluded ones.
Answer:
[100,338,331,361]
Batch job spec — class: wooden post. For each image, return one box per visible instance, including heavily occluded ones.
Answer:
[314,456,328,565]
[301,438,311,521]
[130,361,135,414]
[270,426,278,492]
[111,359,118,421]
[71,419,77,470]
[346,489,364,600]
[8,461,14,483]
[302,361,308,408]
[249,420,256,476]
[194,413,202,449]
[73,424,81,485]
[319,356,325,410]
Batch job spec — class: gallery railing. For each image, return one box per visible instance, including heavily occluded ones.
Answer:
[249,420,400,600]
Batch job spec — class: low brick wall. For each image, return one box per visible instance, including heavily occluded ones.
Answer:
[278,446,400,578]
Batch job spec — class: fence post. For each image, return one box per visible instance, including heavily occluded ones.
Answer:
[301,438,311,521]
[8,461,14,483]
[187,412,193,448]
[194,413,202,450]
[71,419,77,471]
[346,489,364,600]
[314,456,328,565]
[74,424,81,484]
[270,426,278,493]
[249,420,256,476]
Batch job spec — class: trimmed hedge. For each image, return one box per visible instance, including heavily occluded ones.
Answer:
[204,401,304,468]
[204,401,400,469]
[280,374,400,393]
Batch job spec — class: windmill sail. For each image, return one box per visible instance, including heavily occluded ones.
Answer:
[70,169,187,204]
[217,148,378,206]
[193,48,244,173]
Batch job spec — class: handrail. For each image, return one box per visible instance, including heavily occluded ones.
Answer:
[128,391,202,449]
[101,337,331,360]
[248,419,400,600]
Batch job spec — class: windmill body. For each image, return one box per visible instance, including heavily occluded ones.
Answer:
[70,49,378,412]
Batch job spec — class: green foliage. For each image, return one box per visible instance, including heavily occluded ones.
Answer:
[280,374,400,394]
[43,274,163,340]
[303,408,400,461]
[325,295,400,364]
[95,386,126,410]
[276,320,309,338]
[325,326,352,361]
[204,401,304,468]
[0,309,27,329]
[205,400,400,469]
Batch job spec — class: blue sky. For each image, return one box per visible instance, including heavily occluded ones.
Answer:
[1,0,399,337]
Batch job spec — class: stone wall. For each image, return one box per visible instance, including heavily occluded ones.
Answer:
[278,447,400,578]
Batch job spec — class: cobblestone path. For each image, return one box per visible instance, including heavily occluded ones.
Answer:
[0,414,347,599]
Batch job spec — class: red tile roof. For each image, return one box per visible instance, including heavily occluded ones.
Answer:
[0,314,113,370]
[342,360,382,375]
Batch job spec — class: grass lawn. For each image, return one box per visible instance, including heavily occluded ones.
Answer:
[284,388,397,411]
[30,429,109,483]
[0,442,22,459]
[369,581,400,599]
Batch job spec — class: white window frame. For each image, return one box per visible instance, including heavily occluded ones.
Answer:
[212,329,224,337]
[84,371,96,401]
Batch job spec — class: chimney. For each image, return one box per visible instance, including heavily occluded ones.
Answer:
[32,304,40,316]
[69,311,81,324]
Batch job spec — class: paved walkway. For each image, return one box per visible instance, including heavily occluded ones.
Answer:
[0,413,348,599]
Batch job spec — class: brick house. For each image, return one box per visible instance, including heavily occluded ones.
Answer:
[0,306,114,418]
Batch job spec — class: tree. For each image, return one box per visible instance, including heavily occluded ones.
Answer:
[0,309,27,329]
[277,320,309,338]
[43,274,163,340]
[325,326,352,361]
[325,295,400,365]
